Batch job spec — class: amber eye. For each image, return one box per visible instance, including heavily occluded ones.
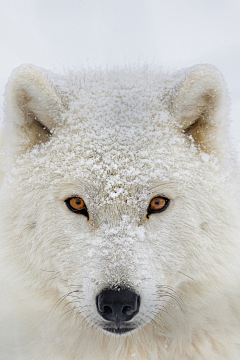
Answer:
[65,197,89,219]
[69,197,85,210]
[150,197,166,210]
[147,196,169,217]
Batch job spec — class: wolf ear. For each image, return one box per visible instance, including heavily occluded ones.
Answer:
[4,64,63,151]
[170,65,228,154]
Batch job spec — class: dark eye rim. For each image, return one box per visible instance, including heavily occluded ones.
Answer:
[65,197,89,219]
[147,196,170,218]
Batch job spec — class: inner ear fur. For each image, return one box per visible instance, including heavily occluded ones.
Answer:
[5,64,63,150]
[170,65,228,154]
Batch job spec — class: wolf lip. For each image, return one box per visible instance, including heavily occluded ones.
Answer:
[103,327,135,334]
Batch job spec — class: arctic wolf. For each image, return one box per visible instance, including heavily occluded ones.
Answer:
[0,64,240,360]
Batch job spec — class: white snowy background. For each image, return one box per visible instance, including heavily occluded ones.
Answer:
[0,0,240,146]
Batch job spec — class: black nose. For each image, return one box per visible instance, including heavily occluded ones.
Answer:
[96,288,140,323]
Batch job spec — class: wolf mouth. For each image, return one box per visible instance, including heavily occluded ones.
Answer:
[103,327,136,335]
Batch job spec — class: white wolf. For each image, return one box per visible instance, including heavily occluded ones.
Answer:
[0,64,240,360]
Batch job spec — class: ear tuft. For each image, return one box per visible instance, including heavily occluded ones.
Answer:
[170,64,228,154]
[4,64,63,152]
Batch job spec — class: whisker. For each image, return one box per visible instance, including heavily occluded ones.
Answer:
[60,306,76,319]
[51,290,80,317]
[177,271,195,281]
[45,276,58,283]
[157,287,186,310]
[158,292,185,309]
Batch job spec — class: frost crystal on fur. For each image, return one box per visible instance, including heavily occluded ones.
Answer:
[0,64,240,360]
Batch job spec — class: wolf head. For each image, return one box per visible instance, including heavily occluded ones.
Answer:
[1,64,239,339]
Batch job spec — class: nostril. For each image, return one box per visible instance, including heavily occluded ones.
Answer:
[103,306,112,314]
[122,306,132,315]
[122,295,140,316]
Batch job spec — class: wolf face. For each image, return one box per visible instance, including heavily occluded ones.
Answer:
[1,65,240,359]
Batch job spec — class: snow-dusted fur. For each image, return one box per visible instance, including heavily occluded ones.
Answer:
[0,64,240,360]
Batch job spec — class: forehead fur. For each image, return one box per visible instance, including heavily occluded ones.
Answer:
[7,67,222,205]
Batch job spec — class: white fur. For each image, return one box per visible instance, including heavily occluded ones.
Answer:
[0,64,240,359]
